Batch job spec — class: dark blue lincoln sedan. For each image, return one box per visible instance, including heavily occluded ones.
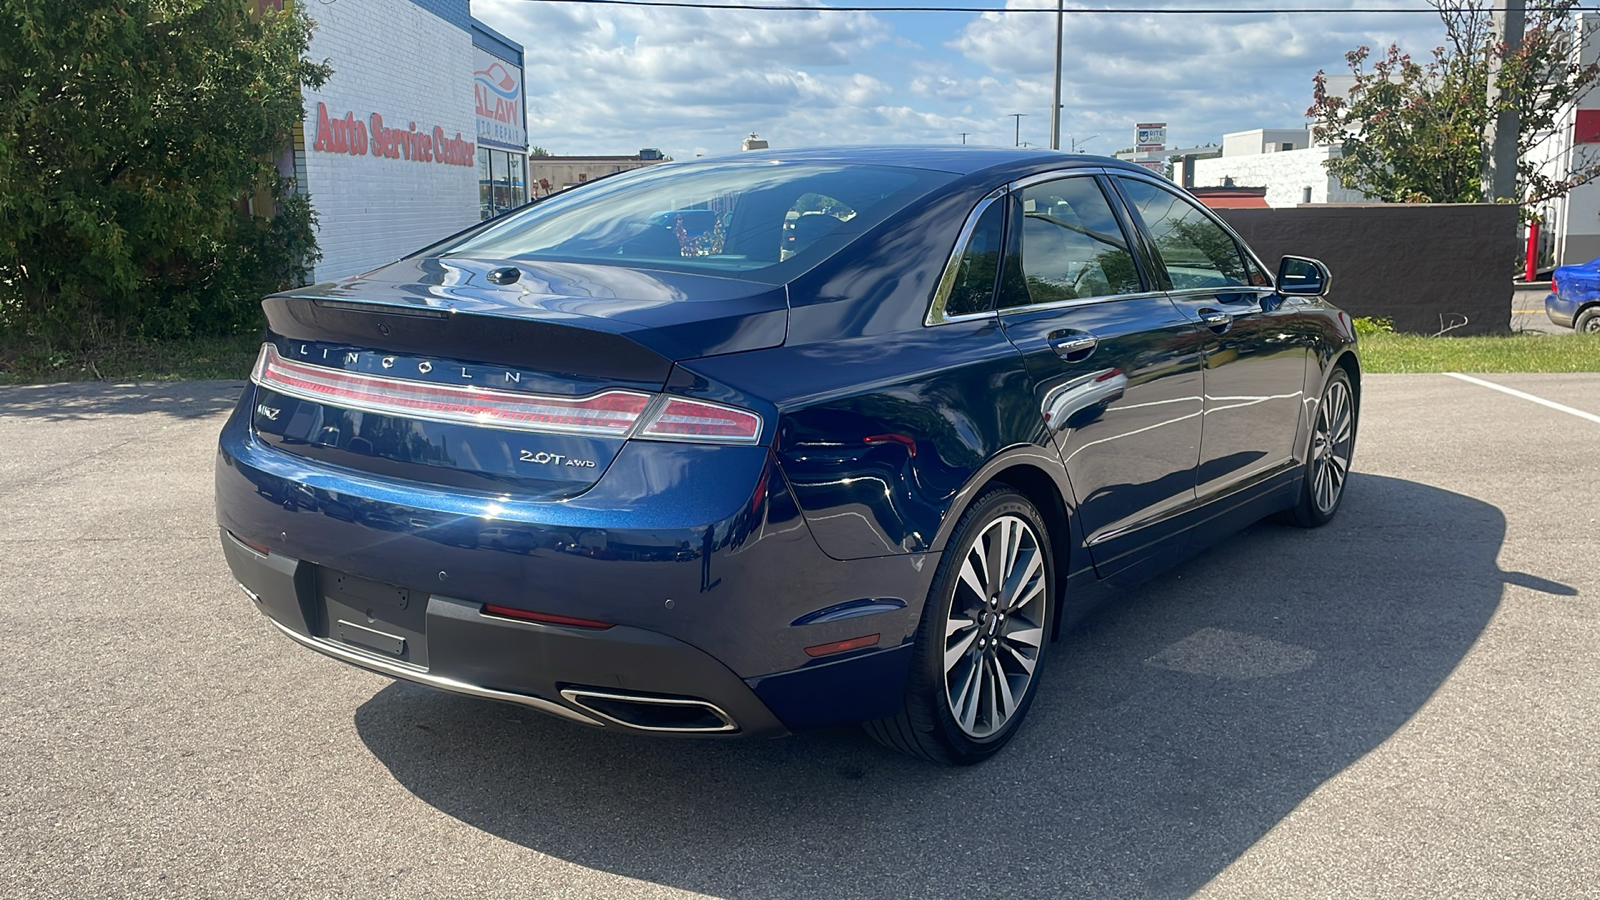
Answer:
[217,148,1359,764]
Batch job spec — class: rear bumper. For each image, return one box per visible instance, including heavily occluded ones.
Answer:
[215,393,934,734]
[1545,292,1579,328]
[223,529,789,735]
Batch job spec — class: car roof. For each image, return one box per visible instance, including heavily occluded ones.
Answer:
[678,145,1150,179]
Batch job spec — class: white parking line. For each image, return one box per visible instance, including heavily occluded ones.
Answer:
[1445,372,1600,425]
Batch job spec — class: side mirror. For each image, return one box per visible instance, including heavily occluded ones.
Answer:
[1277,255,1331,297]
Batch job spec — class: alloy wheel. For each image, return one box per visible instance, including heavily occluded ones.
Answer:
[1309,377,1354,515]
[943,515,1047,739]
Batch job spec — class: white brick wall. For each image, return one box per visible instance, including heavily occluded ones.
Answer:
[301,0,478,282]
[1192,146,1370,207]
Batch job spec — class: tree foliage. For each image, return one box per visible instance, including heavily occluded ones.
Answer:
[0,0,330,345]
[1308,0,1600,206]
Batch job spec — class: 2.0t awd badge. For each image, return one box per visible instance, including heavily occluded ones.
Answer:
[519,449,597,467]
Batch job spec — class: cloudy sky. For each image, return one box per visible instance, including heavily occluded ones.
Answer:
[470,0,1453,158]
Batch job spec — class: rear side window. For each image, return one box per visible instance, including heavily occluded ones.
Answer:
[437,161,948,280]
[943,199,1005,317]
[1003,176,1142,307]
[1116,177,1250,290]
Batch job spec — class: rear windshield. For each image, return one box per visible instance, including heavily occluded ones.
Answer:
[436,160,952,279]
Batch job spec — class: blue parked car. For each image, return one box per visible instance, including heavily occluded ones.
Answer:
[217,148,1359,764]
[1548,259,1600,332]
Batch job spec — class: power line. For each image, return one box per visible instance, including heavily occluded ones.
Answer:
[519,1,1593,14]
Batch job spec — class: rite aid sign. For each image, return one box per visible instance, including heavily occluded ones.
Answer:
[475,49,526,148]
[1136,122,1167,151]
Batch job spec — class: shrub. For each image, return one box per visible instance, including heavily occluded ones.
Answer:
[0,0,330,348]
[1352,316,1396,337]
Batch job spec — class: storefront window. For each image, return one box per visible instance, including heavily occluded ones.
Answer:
[508,155,526,209]
[479,148,528,220]
[478,148,492,220]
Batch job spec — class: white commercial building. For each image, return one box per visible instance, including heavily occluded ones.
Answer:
[1221,128,1311,156]
[1192,129,1369,208]
[1529,11,1600,268]
[287,0,528,282]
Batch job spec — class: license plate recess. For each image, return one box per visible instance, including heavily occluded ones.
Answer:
[315,568,429,669]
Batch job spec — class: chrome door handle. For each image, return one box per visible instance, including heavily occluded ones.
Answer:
[1048,331,1098,361]
[1198,308,1233,329]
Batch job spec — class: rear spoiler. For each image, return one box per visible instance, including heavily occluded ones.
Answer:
[262,294,675,389]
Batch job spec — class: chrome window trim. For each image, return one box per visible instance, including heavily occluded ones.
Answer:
[996,289,1169,317]
[1007,167,1109,193]
[925,165,1271,326]
[1109,169,1281,292]
[1165,285,1280,301]
[996,168,1151,315]
[925,187,1007,326]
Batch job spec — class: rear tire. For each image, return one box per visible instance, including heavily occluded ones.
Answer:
[1287,367,1356,528]
[1576,306,1600,334]
[865,487,1054,765]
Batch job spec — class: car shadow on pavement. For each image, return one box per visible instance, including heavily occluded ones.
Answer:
[354,473,1543,900]
[0,380,245,421]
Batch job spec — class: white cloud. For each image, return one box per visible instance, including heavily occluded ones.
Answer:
[949,0,1447,147]
[469,0,1450,156]
[473,0,904,154]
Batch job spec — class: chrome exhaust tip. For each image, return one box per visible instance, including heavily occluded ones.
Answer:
[559,688,739,734]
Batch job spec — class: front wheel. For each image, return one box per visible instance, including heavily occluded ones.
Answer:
[865,487,1054,765]
[1287,367,1357,528]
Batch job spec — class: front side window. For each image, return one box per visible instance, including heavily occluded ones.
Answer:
[441,161,948,278]
[1003,176,1142,308]
[1116,177,1249,290]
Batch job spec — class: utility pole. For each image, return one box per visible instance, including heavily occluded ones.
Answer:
[959,132,971,145]
[1050,0,1064,150]
[1484,0,1525,201]
[1008,113,1027,148]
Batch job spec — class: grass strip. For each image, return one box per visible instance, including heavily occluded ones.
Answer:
[1358,331,1600,373]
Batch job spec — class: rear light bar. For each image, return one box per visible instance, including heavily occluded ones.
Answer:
[250,343,762,443]
[637,397,763,443]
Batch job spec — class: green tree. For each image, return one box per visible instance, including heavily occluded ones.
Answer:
[0,0,330,345]
[1308,0,1600,206]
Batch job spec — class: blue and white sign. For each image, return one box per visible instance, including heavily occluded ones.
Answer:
[1135,122,1167,151]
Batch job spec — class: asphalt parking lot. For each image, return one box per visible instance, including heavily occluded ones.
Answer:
[2,373,1596,899]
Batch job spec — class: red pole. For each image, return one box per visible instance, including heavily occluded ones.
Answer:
[1525,218,1541,282]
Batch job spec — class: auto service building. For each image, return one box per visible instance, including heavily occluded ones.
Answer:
[279,0,529,282]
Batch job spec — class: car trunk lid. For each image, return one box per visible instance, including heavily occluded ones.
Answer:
[249,257,784,499]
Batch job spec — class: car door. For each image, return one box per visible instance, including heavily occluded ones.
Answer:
[1111,175,1309,500]
[994,172,1207,577]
